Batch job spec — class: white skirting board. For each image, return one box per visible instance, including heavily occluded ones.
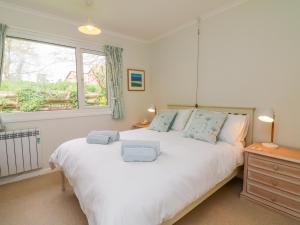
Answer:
[0,167,56,186]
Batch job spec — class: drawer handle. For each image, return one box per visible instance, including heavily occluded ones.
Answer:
[273,165,279,171]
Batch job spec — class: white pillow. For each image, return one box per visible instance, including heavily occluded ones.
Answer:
[219,114,249,146]
[171,109,193,131]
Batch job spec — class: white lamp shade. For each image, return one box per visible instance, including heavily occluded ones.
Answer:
[258,108,274,123]
[78,24,101,35]
[148,104,156,113]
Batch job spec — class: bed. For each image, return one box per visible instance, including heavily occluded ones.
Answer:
[49,105,255,225]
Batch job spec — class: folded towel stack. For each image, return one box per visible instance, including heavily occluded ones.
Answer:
[87,130,120,145]
[121,140,160,162]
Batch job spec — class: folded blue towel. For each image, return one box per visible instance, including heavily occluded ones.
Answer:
[121,140,160,162]
[90,130,120,141]
[87,130,120,145]
[86,134,112,145]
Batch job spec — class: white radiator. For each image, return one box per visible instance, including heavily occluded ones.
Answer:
[0,129,41,178]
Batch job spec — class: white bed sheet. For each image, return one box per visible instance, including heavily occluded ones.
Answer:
[49,128,244,225]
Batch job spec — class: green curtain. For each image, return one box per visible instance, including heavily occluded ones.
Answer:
[104,45,124,119]
[0,24,7,86]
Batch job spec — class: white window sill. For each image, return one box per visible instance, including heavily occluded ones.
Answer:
[1,107,112,123]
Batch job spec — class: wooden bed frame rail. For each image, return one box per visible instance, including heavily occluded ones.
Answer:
[161,167,241,225]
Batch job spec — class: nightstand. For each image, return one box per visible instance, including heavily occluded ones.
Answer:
[132,122,150,129]
[241,143,300,220]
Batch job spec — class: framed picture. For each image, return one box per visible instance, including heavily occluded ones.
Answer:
[127,69,145,91]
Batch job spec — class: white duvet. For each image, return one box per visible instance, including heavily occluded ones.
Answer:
[49,128,243,225]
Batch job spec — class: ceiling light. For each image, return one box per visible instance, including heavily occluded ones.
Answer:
[78,0,101,36]
[78,24,101,35]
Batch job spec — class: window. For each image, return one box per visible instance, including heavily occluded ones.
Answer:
[82,52,107,107]
[0,37,108,113]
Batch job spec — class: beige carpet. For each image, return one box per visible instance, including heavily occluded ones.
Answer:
[0,172,298,225]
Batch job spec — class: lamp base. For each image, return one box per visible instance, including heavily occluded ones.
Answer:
[262,143,279,149]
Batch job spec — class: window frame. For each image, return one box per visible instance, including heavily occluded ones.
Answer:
[0,29,112,123]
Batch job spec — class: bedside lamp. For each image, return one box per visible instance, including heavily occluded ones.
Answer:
[258,108,278,148]
[147,104,156,114]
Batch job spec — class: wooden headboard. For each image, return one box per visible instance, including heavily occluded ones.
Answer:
[167,104,256,145]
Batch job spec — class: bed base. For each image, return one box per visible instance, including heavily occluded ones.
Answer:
[60,167,242,225]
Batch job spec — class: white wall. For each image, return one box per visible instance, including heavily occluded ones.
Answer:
[151,0,300,148]
[0,5,153,170]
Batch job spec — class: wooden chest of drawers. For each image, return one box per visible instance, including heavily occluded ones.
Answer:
[241,143,300,220]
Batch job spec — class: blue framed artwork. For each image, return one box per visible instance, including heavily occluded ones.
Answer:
[127,69,145,91]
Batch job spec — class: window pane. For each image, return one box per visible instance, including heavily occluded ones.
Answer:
[82,52,107,107]
[0,37,77,112]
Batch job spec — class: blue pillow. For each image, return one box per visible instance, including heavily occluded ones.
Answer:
[149,110,177,132]
[183,110,227,144]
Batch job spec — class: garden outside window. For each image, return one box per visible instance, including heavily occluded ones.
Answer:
[0,37,108,113]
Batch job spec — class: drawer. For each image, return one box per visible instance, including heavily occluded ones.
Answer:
[247,181,300,213]
[248,154,300,179]
[248,169,300,196]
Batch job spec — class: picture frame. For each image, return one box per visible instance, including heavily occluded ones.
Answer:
[127,69,145,91]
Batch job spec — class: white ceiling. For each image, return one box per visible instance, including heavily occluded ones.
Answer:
[1,0,244,41]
